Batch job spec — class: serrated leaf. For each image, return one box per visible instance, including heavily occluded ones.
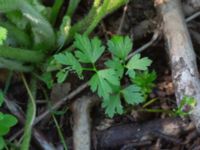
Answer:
[54,53,68,65]
[126,54,152,70]
[56,69,68,83]
[122,85,144,105]
[105,57,124,79]
[0,27,7,45]
[132,71,156,95]
[74,34,105,63]
[102,94,123,118]
[89,69,120,99]
[107,35,132,59]
[54,52,83,78]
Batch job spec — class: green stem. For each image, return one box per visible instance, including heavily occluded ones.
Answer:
[66,0,81,17]
[65,0,128,44]
[0,57,33,72]
[20,75,37,150]
[139,108,174,115]
[41,88,68,150]
[52,115,68,150]
[50,0,64,25]
[84,0,110,35]
[62,0,127,52]
[66,0,101,42]
[142,98,158,108]
[0,46,44,63]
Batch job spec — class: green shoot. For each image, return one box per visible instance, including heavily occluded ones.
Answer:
[175,96,197,116]
[20,75,37,150]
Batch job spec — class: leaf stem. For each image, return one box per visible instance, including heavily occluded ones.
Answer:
[0,46,44,63]
[20,74,37,150]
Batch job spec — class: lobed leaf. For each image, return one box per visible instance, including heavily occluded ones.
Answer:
[105,57,124,79]
[56,69,68,83]
[74,34,105,63]
[54,52,83,78]
[122,85,144,105]
[132,71,156,95]
[102,94,123,118]
[126,54,152,70]
[126,54,152,78]
[107,35,132,59]
[89,69,120,99]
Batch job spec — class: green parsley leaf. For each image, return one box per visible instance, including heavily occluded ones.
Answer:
[89,69,120,99]
[126,54,152,78]
[122,85,144,105]
[74,34,105,63]
[132,71,156,95]
[0,27,7,45]
[56,69,68,83]
[105,57,124,79]
[126,54,152,70]
[107,35,132,59]
[102,94,123,118]
[54,52,83,78]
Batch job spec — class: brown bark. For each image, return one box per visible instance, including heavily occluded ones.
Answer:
[155,0,200,130]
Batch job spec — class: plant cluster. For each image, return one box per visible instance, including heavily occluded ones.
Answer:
[53,34,156,117]
[0,0,127,72]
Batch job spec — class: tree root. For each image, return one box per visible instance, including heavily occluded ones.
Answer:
[95,117,194,149]
[71,95,99,150]
[154,0,200,131]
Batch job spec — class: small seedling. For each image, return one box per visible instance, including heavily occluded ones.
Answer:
[175,96,197,116]
[53,34,155,117]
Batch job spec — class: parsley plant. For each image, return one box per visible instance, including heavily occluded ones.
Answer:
[53,34,155,117]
